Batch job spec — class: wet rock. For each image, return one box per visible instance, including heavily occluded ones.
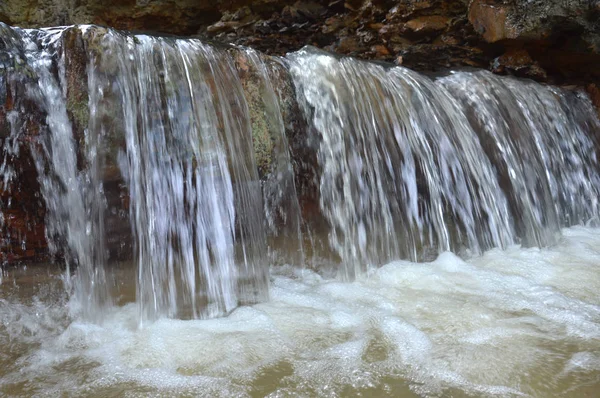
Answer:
[491,48,548,81]
[285,1,326,22]
[0,25,49,264]
[331,36,365,55]
[469,0,600,50]
[468,0,517,43]
[371,44,390,58]
[234,50,275,178]
[587,83,600,118]
[399,44,488,70]
[323,16,345,34]
[1,0,221,36]
[207,21,242,34]
[404,15,451,36]
[62,27,89,143]
[1,0,596,86]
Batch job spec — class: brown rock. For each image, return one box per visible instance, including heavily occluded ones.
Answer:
[405,15,450,35]
[587,84,600,119]
[323,16,344,34]
[468,0,517,43]
[440,34,461,45]
[371,44,390,57]
[207,21,241,34]
[491,48,547,80]
[399,44,488,70]
[335,36,362,54]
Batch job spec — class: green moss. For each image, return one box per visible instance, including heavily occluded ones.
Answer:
[66,93,89,131]
[243,72,273,178]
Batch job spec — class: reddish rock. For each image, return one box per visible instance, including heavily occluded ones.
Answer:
[491,48,547,81]
[371,44,390,58]
[468,0,516,43]
[405,15,450,35]
[323,16,344,34]
[207,21,242,34]
[334,36,363,54]
[587,84,600,119]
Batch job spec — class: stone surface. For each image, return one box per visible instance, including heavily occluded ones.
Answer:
[405,15,451,35]
[470,0,600,48]
[0,24,49,264]
[491,48,548,80]
[587,83,600,119]
[0,1,599,84]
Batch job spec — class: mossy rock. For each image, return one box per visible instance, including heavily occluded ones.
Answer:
[233,48,276,179]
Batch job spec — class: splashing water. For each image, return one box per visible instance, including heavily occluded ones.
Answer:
[287,48,600,278]
[1,25,278,323]
[0,26,599,316]
[1,226,600,397]
[439,70,600,245]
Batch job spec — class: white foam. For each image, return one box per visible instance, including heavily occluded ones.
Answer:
[1,226,600,396]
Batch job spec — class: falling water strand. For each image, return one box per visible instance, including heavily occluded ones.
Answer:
[0,24,29,263]
[0,39,14,258]
[2,24,600,322]
[86,29,269,324]
[4,26,111,319]
[288,48,515,278]
[439,70,600,243]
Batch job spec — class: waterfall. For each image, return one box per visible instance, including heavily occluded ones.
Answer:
[1,24,279,323]
[440,71,600,240]
[83,28,272,323]
[288,48,516,278]
[287,47,600,277]
[0,25,111,320]
[1,26,600,322]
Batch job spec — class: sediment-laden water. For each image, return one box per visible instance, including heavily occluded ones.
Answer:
[1,226,600,397]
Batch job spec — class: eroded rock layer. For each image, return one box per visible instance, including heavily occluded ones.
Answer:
[1,0,599,84]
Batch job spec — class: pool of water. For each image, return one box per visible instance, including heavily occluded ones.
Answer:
[1,226,600,397]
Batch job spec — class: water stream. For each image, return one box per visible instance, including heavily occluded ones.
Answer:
[1,24,600,397]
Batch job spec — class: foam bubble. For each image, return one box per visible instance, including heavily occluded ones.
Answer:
[1,226,600,396]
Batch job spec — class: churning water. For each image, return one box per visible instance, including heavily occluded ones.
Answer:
[2,227,600,397]
[1,24,600,397]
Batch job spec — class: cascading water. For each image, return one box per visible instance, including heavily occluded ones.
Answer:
[439,70,600,245]
[85,28,270,323]
[0,25,111,320]
[287,47,600,278]
[0,24,279,323]
[288,48,518,278]
[1,26,600,311]
[2,23,600,397]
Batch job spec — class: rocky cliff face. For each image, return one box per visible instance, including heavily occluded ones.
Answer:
[1,0,599,84]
